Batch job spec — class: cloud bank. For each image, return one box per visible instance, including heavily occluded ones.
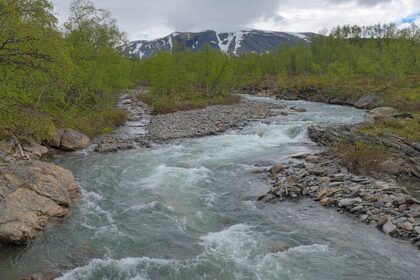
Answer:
[50,0,420,40]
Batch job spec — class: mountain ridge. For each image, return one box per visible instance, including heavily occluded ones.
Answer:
[124,29,320,58]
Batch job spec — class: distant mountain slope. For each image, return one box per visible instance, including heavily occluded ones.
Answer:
[124,29,320,58]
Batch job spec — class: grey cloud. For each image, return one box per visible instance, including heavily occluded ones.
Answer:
[51,0,281,38]
[328,0,393,6]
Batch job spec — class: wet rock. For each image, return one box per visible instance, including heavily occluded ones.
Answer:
[401,222,414,231]
[270,163,284,175]
[383,222,397,235]
[0,160,80,245]
[292,107,307,112]
[271,243,291,253]
[338,197,362,207]
[60,129,90,151]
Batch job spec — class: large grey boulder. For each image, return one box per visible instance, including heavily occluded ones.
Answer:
[60,129,90,151]
[0,160,80,245]
[354,94,383,109]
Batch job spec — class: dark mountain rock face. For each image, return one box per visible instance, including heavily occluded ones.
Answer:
[124,29,319,58]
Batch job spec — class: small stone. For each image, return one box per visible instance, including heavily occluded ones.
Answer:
[320,197,329,206]
[401,222,413,231]
[398,204,408,212]
[365,195,378,203]
[360,215,368,222]
[338,197,362,207]
[293,107,307,112]
[382,222,397,235]
[305,155,320,162]
[270,163,284,174]
[350,205,363,213]
[309,186,319,193]
[320,177,330,185]
[317,188,329,200]
[414,226,420,235]
[309,166,327,176]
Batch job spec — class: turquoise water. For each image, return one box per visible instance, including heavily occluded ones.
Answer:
[1,98,419,280]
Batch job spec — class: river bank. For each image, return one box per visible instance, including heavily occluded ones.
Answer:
[95,89,287,152]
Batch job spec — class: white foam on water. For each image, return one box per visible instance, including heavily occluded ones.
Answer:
[139,164,212,189]
[121,201,175,214]
[58,223,333,280]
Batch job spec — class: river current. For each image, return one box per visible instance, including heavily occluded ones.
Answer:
[1,97,419,279]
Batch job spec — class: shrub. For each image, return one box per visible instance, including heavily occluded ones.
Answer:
[334,141,391,174]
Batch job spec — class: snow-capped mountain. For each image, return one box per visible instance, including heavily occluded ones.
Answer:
[124,29,319,58]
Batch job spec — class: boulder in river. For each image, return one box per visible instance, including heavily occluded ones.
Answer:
[60,129,90,151]
[271,242,291,253]
[0,160,80,245]
[45,128,90,151]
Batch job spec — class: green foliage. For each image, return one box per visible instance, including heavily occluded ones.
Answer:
[0,0,137,140]
[139,91,240,114]
[359,113,420,143]
[334,141,391,175]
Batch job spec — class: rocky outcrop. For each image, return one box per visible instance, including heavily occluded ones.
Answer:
[308,125,420,178]
[45,128,90,151]
[368,107,413,121]
[260,153,420,248]
[0,160,80,245]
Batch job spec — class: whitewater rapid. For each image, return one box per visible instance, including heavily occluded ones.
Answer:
[1,97,419,280]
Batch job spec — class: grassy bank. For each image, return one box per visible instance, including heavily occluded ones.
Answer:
[139,92,240,114]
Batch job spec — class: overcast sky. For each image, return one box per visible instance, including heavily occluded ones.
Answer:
[51,0,420,40]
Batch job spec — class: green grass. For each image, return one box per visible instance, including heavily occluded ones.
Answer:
[359,113,420,143]
[138,92,241,114]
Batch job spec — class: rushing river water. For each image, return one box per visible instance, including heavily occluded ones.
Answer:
[1,97,420,280]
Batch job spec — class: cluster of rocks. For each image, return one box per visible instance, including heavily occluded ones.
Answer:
[95,88,152,153]
[45,128,90,152]
[148,100,284,141]
[259,153,420,248]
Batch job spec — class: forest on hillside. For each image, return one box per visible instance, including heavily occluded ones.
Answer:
[1,0,419,140]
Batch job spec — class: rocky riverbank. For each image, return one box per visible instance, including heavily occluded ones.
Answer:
[259,152,420,248]
[95,91,286,151]
[148,99,284,142]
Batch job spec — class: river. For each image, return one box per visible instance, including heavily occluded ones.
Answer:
[1,97,419,280]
